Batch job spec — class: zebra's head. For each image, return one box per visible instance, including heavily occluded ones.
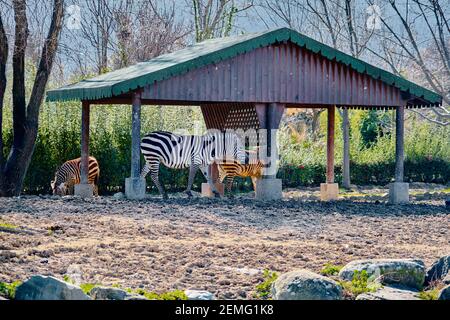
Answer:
[51,170,68,196]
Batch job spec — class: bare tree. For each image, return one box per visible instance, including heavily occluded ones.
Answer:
[366,0,449,125]
[192,0,254,42]
[79,0,118,74]
[112,0,189,68]
[0,0,64,196]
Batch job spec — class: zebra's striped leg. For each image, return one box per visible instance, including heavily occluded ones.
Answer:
[145,161,167,200]
[251,177,257,192]
[225,176,234,198]
[185,164,200,198]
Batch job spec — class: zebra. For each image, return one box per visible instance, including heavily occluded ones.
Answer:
[51,157,100,196]
[140,130,246,199]
[217,151,264,197]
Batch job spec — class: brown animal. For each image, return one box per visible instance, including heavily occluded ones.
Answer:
[51,157,100,196]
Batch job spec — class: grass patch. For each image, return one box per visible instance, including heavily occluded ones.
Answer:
[130,288,187,300]
[79,283,98,295]
[339,270,380,297]
[0,281,22,299]
[255,269,278,300]
[418,288,441,300]
[320,263,343,276]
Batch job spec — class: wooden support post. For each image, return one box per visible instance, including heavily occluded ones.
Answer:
[395,105,405,182]
[125,91,146,199]
[254,103,284,200]
[75,101,94,198]
[342,107,351,189]
[389,104,409,204]
[131,91,142,179]
[80,101,90,184]
[321,105,338,201]
[326,105,335,184]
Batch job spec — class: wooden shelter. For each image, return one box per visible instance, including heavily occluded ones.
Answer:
[47,28,442,202]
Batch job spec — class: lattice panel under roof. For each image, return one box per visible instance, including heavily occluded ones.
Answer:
[201,103,260,148]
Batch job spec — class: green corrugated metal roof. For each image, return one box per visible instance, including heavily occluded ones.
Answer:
[46,27,442,105]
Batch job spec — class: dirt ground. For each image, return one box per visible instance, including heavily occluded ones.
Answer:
[0,186,449,299]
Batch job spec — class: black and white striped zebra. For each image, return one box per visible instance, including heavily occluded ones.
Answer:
[51,156,100,196]
[140,130,246,199]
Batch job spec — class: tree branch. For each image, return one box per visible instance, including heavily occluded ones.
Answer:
[26,0,64,128]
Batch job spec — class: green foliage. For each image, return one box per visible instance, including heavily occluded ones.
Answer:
[339,270,379,297]
[133,288,188,300]
[418,288,440,300]
[360,110,381,148]
[79,283,98,295]
[255,269,278,300]
[320,263,343,276]
[0,281,22,299]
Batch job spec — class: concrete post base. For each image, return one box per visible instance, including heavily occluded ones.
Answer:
[201,183,225,198]
[255,178,282,201]
[125,177,146,200]
[74,184,94,198]
[389,182,409,204]
[320,183,339,201]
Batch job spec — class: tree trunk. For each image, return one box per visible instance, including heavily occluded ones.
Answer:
[0,0,64,197]
[342,108,351,189]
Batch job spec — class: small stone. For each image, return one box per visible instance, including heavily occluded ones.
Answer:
[89,286,129,300]
[113,192,125,199]
[124,294,149,300]
[185,290,215,300]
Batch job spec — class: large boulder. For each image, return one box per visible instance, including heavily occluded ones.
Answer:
[15,275,91,300]
[438,285,450,300]
[271,269,343,300]
[185,290,215,300]
[356,286,420,300]
[339,259,425,290]
[89,286,129,300]
[425,256,450,286]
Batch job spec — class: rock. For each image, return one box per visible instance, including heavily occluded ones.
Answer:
[443,274,450,285]
[271,269,343,300]
[0,296,8,300]
[113,192,124,199]
[185,290,215,300]
[438,285,450,300]
[15,275,91,300]
[124,294,149,300]
[356,285,420,300]
[89,286,129,300]
[425,255,450,286]
[339,259,425,289]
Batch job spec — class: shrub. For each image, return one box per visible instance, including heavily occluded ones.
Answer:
[132,288,188,300]
[0,281,21,299]
[320,263,343,276]
[339,270,380,297]
[255,269,278,300]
